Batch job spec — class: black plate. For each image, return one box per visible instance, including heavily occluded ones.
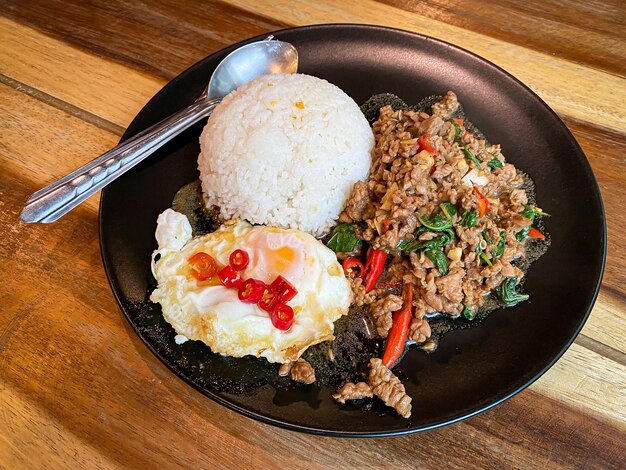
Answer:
[100,24,606,436]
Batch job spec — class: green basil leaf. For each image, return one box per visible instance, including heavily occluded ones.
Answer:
[521,204,537,222]
[494,277,529,306]
[396,239,411,251]
[404,232,452,252]
[487,157,503,169]
[459,209,478,227]
[463,147,482,170]
[440,202,457,219]
[425,248,449,275]
[443,228,456,241]
[449,119,463,141]
[418,213,452,231]
[462,304,476,320]
[516,227,530,242]
[326,224,361,252]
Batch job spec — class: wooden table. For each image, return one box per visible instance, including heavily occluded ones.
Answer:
[1,1,624,467]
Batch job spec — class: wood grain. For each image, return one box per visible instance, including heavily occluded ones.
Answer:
[381,0,626,77]
[0,16,163,129]
[1,1,625,468]
[0,0,288,80]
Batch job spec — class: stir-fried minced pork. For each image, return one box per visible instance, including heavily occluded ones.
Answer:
[279,358,316,384]
[339,91,542,321]
[332,382,374,404]
[368,358,412,418]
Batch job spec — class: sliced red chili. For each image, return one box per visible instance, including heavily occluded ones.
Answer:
[382,283,413,368]
[528,227,545,239]
[477,198,488,218]
[473,184,492,217]
[271,303,294,331]
[418,133,439,155]
[364,248,387,293]
[452,118,464,127]
[342,257,364,279]
[382,218,392,234]
[187,252,217,281]
[258,288,280,312]
[217,266,242,288]
[238,278,266,303]
[229,249,249,271]
[269,275,298,302]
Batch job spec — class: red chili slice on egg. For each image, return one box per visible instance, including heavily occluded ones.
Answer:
[217,266,242,288]
[229,249,249,271]
[258,288,280,312]
[269,275,298,302]
[238,278,266,303]
[187,252,217,281]
[271,303,294,331]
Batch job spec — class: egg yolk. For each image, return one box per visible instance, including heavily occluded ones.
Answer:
[268,246,296,272]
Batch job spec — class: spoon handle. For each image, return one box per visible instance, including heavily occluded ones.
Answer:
[20,97,220,223]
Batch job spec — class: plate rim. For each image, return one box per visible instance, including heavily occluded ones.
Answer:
[99,23,607,437]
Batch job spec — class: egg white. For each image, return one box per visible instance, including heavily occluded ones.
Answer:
[150,210,351,363]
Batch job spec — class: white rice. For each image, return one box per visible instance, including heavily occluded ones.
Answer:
[198,73,373,236]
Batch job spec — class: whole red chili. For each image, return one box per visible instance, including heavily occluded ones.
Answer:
[217,266,242,288]
[364,248,387,293]
[238,278,266,303]
[271,303,294,331]
[269,275,298,302]
[382,283,413,368]
[342,257,364,279]
[229,249,249,271]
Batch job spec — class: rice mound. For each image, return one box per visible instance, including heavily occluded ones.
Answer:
[198,73,373,236]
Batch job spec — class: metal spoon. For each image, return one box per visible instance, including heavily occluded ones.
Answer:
[21,37,298,223]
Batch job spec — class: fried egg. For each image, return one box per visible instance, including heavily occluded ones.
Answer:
[150,209,351,363]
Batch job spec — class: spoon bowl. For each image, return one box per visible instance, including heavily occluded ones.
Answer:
[208,37,297,100]
[21,37,298,223]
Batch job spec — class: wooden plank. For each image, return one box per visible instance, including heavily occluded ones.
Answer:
[530,343,626,424]
[580,292,626,357]
[0,16,164,129]
[0,83,118,194]
[381,0,626,78]
[563,117,626,293]
[226,0,626,133]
